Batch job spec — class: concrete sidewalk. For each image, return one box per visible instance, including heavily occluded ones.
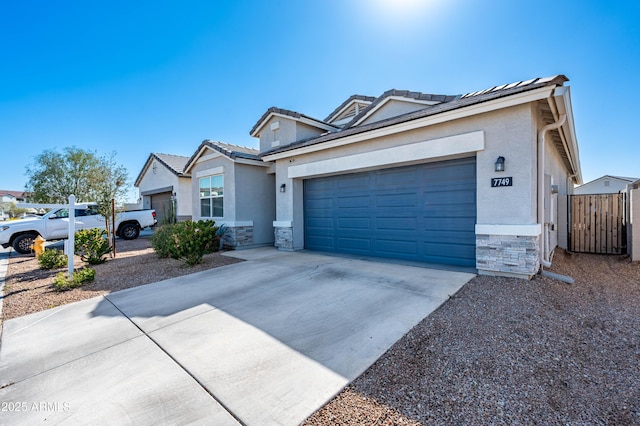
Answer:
[0,248,474,425]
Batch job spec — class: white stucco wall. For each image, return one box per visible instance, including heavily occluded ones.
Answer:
[574,177,634,195]
[137,160,192,219]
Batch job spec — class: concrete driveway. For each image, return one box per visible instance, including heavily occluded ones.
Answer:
[0,248,474,425]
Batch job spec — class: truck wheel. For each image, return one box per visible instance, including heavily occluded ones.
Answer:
[13,233,37,254]
[119,223,140,240]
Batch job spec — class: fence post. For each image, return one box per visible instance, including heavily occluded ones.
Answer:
[68,195,76,278]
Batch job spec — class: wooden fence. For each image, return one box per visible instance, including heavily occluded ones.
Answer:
[570,193,627,254]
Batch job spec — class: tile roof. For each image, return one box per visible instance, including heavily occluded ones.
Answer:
[0,190,27,198]
[249,107,338,137]
[200,140,261,161]
[342,89,458,129]
[154,153,191,175]
[260,75,569,157]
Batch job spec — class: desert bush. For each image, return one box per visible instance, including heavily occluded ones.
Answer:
[150,223,176,258]
[150,220,219,266]
[37,248,68,270]
[75,228,111,264]
[53,267,96,291]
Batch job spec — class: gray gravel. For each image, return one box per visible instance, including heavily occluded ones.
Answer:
[304,251,640,425]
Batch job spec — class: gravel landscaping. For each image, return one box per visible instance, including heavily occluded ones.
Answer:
[1,236,242,322]
[2,239,638,425]
[305,251,640,425]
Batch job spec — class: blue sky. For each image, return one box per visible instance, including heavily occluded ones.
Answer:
[1,0,638,201]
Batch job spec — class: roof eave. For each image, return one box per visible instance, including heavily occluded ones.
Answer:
[262,85,556,162]
[250,110,338,138]
[552,86,583,185]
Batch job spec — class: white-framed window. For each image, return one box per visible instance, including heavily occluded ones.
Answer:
[199,175,223,217]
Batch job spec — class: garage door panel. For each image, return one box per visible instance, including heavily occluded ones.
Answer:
[337,217,370,230]
[307,236,334,250]
[337,195,371,208]
[376,239,418,256]
[375,168,420,187]
[337,237,371,252]
[376,217,417,231]
[304,157,476,267]
[336,174,370,189]
[376,193,417,208]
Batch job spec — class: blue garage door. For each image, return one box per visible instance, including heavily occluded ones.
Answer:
[303,157,477,267]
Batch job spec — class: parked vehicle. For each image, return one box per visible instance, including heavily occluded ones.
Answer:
[0,204,157,254]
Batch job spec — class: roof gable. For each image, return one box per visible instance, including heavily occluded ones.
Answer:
[184,140,263,173]
[344,89,457,128]
[250,107,338,137]
[324,95,376,127]
[134,153,191,187]
[578,175,639,187]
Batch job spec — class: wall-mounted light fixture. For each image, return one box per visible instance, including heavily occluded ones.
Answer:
[280,183,286,193]
[494,156,505,172]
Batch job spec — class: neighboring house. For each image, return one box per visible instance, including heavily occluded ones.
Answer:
[251,75,582,279]
[0,190,30,219]
[183,140,275,248]
[573,175,638,194]
[134,153,192,223]
[0,190,27,204]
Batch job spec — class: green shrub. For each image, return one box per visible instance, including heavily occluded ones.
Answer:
[150,220,219,266]
[38,248,68,270]
[150,224,176,258]
[75,228,111,265]
[53,267,96,291]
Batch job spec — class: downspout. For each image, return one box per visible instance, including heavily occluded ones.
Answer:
[538,113,574,284]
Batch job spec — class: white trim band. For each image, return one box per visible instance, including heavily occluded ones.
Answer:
[475,224,542,236]
[217,221,253,227]
[273,221,292,227]
[287,131,484,179]
[196,166,224,178]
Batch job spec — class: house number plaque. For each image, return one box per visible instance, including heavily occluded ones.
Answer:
[491,177,513,187]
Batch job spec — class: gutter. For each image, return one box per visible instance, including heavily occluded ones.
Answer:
[537,106,574,284]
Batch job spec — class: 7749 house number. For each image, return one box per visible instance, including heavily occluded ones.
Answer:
[491,177,513,187]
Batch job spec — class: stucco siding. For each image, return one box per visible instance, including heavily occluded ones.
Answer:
[295,122,326,143]
[190,154,234,222]
[234,163,275,246]
[177,177,192,219]
[260,117,297,152]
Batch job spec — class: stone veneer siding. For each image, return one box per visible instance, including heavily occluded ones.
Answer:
[476,234,540,277]
[274,226,293,250]
[222,226,254,248]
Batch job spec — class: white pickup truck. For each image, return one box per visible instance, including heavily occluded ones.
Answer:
[0,204,157,254]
